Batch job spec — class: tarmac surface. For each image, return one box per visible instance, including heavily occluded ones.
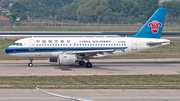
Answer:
[0,89,180,101]
[1,59,180,101]
[0,59,180,76]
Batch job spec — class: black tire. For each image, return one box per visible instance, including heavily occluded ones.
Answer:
[79,61,85,66]
[28,63,33,67]
[85,62,92,68]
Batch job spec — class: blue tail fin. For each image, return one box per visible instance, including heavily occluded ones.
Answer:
[132,8,168,39]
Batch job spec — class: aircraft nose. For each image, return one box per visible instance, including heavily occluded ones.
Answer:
[5,47,10,54]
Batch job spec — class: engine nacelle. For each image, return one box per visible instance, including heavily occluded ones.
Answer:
[57,54,77,65]
[49,58,57,62]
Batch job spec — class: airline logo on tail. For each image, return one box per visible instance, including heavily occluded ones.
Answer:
[148,20,162,34]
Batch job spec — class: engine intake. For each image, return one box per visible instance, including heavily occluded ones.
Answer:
[57,54,77,65]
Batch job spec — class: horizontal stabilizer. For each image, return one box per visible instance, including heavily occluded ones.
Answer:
[147,40,170,46]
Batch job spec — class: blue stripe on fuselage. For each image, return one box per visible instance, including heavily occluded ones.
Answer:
[5,47,128,54]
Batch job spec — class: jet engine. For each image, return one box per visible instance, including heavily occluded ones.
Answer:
[57,54,77,65]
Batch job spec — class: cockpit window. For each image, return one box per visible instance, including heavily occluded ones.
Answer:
[12,43,23,46]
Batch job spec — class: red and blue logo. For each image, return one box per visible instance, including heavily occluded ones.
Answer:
[148,20,162,33]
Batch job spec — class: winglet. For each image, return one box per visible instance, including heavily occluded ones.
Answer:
[132,8,168,39]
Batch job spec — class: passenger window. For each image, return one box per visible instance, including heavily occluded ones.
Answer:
[20,43,22,46]
[16,43,19,46]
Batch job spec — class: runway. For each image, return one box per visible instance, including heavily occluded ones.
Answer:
[0,89,180,101]
[1,59,180,101]
[0,59,180,76]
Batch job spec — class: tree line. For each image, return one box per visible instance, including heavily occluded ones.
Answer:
[9,0,180,23]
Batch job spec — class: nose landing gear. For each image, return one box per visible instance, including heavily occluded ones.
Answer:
[28,58,33,67]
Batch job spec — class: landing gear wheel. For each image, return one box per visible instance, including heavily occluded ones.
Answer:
[28,58,33,67]
[28,63,33,67]
[79,61,85,66]
[85,62,92,68]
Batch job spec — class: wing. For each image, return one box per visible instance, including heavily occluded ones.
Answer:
[64,48,126,59]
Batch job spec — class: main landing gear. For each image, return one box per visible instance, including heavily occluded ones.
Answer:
[78,60,92,68]
[79,61,85,66]
[28,58,33,67]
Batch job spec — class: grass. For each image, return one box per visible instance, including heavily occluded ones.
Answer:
[0,26,141,31]
[0,39,180,60]
[0,26,180,31]
[0,75,180,89]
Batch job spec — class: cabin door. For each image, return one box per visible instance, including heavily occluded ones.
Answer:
[29,39,35,51]
[132,40,137,50]
[74,42,76,49]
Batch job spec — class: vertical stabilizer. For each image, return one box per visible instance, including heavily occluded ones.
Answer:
[132,8,168,38]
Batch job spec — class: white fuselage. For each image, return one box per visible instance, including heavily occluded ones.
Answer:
[5,36,170,58]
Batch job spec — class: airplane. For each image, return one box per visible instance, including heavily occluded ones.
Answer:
[5,8,170,68]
